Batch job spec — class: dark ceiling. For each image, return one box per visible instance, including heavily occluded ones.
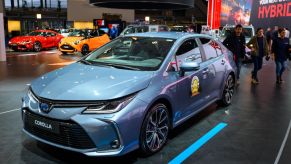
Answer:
[89,0,194,9]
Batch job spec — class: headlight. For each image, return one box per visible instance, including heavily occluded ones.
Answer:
[83,93,136,114]
[21,40,32,44]
[74,40,81,45]
[59,39,63,44]
[27,88,38,103]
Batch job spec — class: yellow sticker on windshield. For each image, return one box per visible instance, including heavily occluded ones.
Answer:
[191,76,200,96]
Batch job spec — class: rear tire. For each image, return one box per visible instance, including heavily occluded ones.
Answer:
[140,103,170,156]
[218,75,235,106]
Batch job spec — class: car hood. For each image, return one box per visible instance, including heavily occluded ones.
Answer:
[31,63,154,101]
[61,37,84,44]
[10,36,36,43]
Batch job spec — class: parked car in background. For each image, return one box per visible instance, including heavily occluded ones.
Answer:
[219,25,255,43]
[57,28,79,37]
[119,24,169,36]
[22,32,237,157]
[219,25,255,62]
[58,29,110,55]
[170,25,188,32]
[8,30,63,52]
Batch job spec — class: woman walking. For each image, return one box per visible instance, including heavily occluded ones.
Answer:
[246,28,269,84]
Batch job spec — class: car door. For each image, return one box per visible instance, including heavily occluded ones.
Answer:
[198,37,226,100]
[89,30,104,50]
[45,32,55,48]
[49,32,58,47]
[170,38,208,119]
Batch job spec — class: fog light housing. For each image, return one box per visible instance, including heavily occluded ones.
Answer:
[111,140,120,149]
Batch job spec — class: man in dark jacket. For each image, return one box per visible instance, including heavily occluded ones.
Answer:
[271,28,291,84]
[223,24,246,84]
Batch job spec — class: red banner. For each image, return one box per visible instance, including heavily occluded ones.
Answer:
[208,0,222,29]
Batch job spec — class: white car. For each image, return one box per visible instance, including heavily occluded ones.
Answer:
[120,25,169,36]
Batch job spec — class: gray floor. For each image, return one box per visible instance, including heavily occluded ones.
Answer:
[0,50,290,164]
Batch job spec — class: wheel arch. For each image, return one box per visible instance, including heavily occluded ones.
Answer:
[141,96,174,130]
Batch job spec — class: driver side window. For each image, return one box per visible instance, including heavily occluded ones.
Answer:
[168,39,202,72]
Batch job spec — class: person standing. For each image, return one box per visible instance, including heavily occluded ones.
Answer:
[271,28,290,84]
[265,27,272,50]
[246,28,269,84]
[223,24,246,84]
[109,26,118,39]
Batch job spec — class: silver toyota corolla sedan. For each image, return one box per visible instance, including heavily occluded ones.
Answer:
[21,32,237,156]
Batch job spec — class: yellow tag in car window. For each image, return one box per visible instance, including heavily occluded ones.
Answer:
[191,76,200,96]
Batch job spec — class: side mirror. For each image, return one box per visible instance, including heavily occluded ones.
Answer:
[179,61,200,77]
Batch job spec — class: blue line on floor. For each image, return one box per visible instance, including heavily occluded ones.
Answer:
[168,122,228,164]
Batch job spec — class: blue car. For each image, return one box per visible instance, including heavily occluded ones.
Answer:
[22,32,237,156]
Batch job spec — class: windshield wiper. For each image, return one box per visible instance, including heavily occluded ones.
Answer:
[79,59,92,65]
[102,63,140,70]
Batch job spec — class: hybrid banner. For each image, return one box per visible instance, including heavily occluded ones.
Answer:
[250,0,291,28]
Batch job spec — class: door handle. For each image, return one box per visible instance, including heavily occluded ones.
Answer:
[221,60,226,65]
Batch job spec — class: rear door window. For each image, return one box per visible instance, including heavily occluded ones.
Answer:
[199,37,223,61]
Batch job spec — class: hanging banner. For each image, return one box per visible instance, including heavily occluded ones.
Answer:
[250,0,291,28]
[207,0,222,29]
[220,0,253,26]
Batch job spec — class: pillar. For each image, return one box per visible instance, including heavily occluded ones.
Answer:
[0,0,6,61]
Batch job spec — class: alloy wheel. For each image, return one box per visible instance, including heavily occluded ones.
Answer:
[223,75,235,105]
[34,42,42,52]
[144,104,169,152]
[81,45,89,56]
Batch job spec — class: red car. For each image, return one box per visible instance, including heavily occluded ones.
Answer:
[8,30,63,52]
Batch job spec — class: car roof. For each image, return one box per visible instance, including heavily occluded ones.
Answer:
[125,32,212,39]
[34,30,58,33]
[127,24,168,27]
[223,25,254,28]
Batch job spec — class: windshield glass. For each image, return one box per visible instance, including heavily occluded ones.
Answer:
[68,30,85,37]
[170,26,187,32]
[27,31,45,36]
[84,37,176,71]
[123,27,135,35]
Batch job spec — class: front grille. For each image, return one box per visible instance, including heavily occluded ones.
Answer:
[24,110,96,149]
[61,44,74,50]
[19,45,27,48]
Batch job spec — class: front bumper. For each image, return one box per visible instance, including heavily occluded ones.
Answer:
[22,108,124,156]
[9,43,33,51]
[59,43,80,53]
[21,90,147,156]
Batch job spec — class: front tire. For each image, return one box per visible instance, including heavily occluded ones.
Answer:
[61,51,67,55]
[81,44,89,56]
[218,75,235,106]
[33,41,42,52]
[140,103,170,156]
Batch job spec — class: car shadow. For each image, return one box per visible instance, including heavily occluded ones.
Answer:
[169,103,220,139]
[21,137,139,163]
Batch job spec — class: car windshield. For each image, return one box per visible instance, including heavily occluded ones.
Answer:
[170,26,187,32]
[27,31,46,36]
[222,27,253,38]
[84,37,176,71]
[68,30,85,37]
[243,28,254,38]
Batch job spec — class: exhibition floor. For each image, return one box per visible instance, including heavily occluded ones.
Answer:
[0,50,291,164]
